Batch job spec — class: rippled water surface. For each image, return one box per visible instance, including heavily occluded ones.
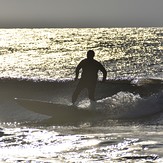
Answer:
[0,28,162,80]
[1,124,163,163]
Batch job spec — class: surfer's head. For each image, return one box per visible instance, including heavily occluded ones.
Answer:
[87,50,95,59]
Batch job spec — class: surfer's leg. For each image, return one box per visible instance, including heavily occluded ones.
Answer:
[88,83,96,101]
[72,82,84,104]
[87,84,96,109]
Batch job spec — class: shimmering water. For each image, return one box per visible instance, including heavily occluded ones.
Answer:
[1,125,163,162]
[0,28,162,162]
[0,28,162,80]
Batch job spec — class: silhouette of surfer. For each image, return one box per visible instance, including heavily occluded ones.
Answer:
[72,50,107,106]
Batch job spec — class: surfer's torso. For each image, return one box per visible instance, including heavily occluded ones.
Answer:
[78,58,104,82]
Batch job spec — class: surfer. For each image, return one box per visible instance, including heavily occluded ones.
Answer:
[72,50,107,106]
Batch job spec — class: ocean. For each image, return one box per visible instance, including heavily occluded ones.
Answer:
[0,28,163,162]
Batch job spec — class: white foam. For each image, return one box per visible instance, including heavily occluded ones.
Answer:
[97,91,163,118]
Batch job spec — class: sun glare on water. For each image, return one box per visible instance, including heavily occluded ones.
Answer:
[0,28,162,80]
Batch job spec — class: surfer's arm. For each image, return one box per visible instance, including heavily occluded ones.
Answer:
[75,61,83,81]
[99,64,107,82]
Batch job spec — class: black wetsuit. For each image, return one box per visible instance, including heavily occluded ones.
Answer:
[72,58,107,103]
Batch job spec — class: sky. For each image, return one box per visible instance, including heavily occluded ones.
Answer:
[0,0,163,28]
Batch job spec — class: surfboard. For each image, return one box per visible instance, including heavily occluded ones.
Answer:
[15,98,103,122]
